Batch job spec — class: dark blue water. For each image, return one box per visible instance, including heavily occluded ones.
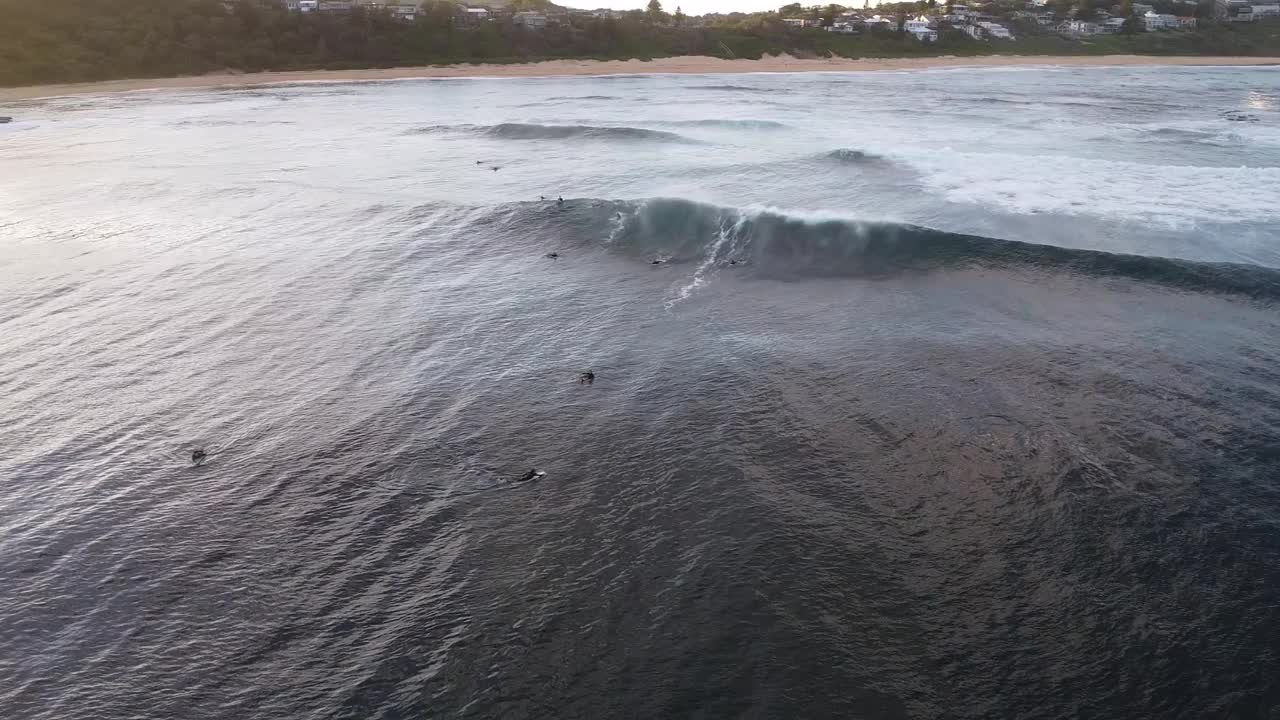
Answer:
[2,67,1279,719]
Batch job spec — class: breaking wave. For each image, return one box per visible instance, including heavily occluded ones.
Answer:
[825,148,889,164]
[502,197,1280,300]
[654,119,788,130]
[407,123,693,142]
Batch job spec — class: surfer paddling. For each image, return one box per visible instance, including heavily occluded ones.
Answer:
[191,449,207,466]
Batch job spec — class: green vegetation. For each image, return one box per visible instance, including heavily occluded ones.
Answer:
[0,0,1277,88]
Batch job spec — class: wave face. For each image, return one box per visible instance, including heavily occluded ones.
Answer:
[533,198,1280,299]
[825,148,888,164]
[411,122,694,142]
[487,122,694,141]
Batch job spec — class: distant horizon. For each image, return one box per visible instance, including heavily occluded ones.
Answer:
[553,0,882,16]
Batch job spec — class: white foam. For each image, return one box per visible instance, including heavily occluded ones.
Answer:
[901,148,1280,226]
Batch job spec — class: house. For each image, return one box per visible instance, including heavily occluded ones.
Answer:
[1143,11,1179,29]
[863,14,896,29]
[1176,15,1198,26]
[1133,2,1154,12]
[951,4,979,18]
[317,0,353,12]
[1251,2,1280,16]
[465,7,490,22]
[962,23,983,38]
[977,20,1014,38]
[1101,16,1127,31]
[1060,19,1102,33]
[826,22,859,33]
[287,0,319,11]
[1014,9,1055,23]
[782,17,807,27]
[905,16,938,40]
[369,3,419,20]
[514,11,548,29]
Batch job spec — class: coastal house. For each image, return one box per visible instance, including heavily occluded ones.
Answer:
[1133,2,1154,12]
[826,21,859,33]
[782,17,807,27]
[1059,19,1102,33]
[513,11,548,29]
[977,20,1014,38]
[1143,11,1179,29]
[863,14,896,29]
[905,16,938,40]
[1176,15,1198,26]
[317,0,353,12]
[465,7,490,22]
[1101,16,1127,32]
[1250,2,1280,16]
[286,0,320,11]
[364,2,420,20]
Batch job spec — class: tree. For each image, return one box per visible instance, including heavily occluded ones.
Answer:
[821,3,840,25]
[647,0,665,23]
[779,3,805,16]
[1073,0,1098,21]
[674,5,686,25]
[1119,0,1142,33]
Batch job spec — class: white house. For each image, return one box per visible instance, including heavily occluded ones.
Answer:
[1101,16,1127,32]
[905,16,938,40]
[1060,19,1102,34]
[378,3,419,20]
[1251,3,1280,15]
[514,11,548,29]
[782,17,807,27]
[1143,11,1179,29]
[977,21,1014,38]
[827,22,858,33]
[863,14,896,28]
[465,7,490,21]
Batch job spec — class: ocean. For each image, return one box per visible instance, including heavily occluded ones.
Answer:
[1,66,1279,719]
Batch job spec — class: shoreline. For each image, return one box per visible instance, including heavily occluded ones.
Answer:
[1,54,1277,101]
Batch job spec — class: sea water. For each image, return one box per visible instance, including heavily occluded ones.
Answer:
[1,66,1279,718]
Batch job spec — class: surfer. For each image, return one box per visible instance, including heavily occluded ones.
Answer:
[191,449,207,466]
[579,370,595,385]
[491,166,501,172]
[651,259,663,265]
[557,197,564,207]
[517,469,542,482]
[545,252,560,260]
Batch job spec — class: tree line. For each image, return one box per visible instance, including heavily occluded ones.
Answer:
[0,0,1274,87]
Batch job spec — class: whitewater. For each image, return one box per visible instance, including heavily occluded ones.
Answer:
[1,66,1279,720]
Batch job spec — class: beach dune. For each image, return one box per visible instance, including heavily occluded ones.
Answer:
[0,53,1276,101]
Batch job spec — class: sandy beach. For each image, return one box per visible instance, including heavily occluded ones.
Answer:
[0,54,1276,101]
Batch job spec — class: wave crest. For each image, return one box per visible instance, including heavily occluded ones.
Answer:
[407,123,693,142]
[826,148,887,164]
[514,198,1280,299]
